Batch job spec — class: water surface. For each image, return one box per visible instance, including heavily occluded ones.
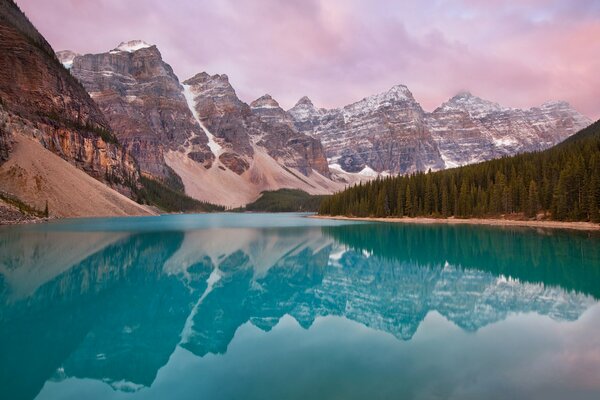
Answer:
[1,213,599,399]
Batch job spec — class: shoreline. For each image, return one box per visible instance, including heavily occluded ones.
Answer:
[311,215,600,231]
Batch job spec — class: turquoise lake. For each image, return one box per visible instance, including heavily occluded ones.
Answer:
[1,213,600,399]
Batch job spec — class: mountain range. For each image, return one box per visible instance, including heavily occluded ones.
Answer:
[0,0,593,216]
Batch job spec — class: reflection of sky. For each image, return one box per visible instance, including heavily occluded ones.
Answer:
[38,304,600,400]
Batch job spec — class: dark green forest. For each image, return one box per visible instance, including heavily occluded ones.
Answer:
[319,120,600,222]
[136,176,225,213]
[239,189,325,212]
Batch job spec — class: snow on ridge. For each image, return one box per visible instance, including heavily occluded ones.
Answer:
[112,40,152,53]
[182,84,223,158]
[329,163,383,178]
[252,103,280,109]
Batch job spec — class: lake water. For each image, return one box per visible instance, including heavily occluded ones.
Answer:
[1,213,600,400]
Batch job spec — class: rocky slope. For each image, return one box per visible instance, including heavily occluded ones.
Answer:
[289,87,591,175]
[289,86,444,176]
[182,72,331,178]
[427,92,592,167]
[69,40,214,180]
[64,44,339,206]
[0,0,148,218]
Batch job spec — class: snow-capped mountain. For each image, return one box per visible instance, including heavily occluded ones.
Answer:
[289,85,444,176]
[289,87,592,174]
[55,50,80,69]
[427,92,592,168]
[66,41,214,180]
[57,40,591,205]
[63,44,340,206]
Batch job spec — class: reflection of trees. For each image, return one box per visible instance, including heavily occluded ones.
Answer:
[0,222,597,399]
[322,223,600,298]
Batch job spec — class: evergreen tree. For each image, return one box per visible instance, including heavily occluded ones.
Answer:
[405,185,413,217]
[318,120,600,223]
[526,180,539,218]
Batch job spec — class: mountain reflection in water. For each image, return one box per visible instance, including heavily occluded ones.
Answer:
[0,214,598,399]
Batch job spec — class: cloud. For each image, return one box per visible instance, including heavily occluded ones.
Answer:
[17,0,599,119]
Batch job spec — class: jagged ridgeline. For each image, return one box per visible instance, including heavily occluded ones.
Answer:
[319,120,600,222]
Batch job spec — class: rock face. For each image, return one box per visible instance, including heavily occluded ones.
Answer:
[56,50,80,69]
[66,47,334,205]
[289,87,592,174]
[160,73,340,207]
[182,73,330,177]
[69,41,214,180]
[249,94,330,177]
[0,0,141,198]
[289,86,445,175]
[427,92,592,167]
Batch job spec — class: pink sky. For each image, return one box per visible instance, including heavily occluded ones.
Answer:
[17,0,600,119]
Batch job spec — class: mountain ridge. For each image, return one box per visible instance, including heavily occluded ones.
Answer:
[57,39,592,208]
[0,2,153,218]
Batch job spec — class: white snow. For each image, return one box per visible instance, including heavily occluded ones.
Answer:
[179,267,222,344]
[182,84,223,158]
[113,40,152,53]
[440,153,460,169]
[328,246,348,263]
[492,136,519,148]
[342,84,412,121]
[252,104,279,109]
[109,380,144,393]
[62,60,73,69]
[358,166,379,177]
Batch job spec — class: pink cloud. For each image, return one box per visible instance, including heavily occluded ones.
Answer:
[16,0,599,119]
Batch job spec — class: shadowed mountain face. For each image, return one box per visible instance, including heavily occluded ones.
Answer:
[0,215,598,398]
[0,1,140,195]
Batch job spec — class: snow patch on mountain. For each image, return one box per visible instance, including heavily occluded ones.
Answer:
[56,50,80,69]
[182,84,223,158]
[111,40,152,53]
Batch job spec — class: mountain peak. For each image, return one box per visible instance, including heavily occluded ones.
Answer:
[296,96,314,107]
[251,94,280,109]
[540,100,571,109]
[441,91,505,115]
[184,72,229,86]
[389,84,410,93]
[453,91,474,99]
[113,40,152,53]
[56,50,80,69]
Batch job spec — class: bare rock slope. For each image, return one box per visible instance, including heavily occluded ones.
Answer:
[0,0,150,218]
[289,88,591,174]
[66,44,341,206]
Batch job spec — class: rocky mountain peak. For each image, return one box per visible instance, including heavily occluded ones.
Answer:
[539,100,572,110]
[251,94,281,110]
[295,96,314,107]
[56,50,80,69]
[386,84,413,99]
[185,72,230,86]
[438,91,506,116]
[343,84,419,117]
[112,40,152,53]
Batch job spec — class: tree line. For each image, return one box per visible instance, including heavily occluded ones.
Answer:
[319,120,600,222]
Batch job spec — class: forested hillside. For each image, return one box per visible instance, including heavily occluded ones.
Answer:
[319,120,600,222]
[240,189,324,212]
